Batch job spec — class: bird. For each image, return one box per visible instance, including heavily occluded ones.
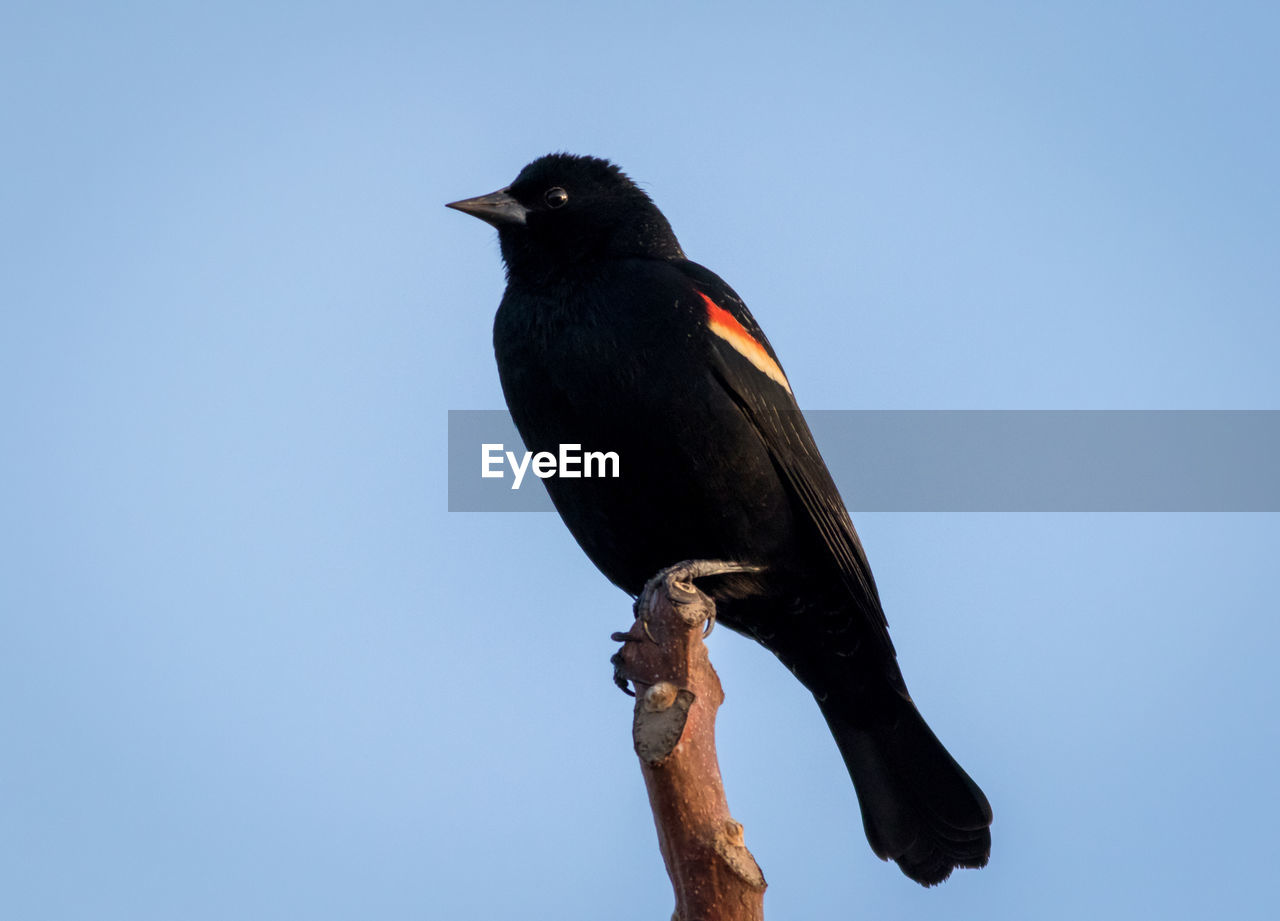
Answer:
[447,153,992,886]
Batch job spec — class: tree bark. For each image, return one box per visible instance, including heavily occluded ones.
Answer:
[611,561,767,921]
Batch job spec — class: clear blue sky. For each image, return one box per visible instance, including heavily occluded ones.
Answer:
[3,2,1278,919]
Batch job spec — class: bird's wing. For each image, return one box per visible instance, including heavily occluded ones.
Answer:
[674,259,897,662]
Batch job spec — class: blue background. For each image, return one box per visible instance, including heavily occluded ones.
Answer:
[3,2,1277,918]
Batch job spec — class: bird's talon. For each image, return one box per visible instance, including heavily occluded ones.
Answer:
[610,651,635,696]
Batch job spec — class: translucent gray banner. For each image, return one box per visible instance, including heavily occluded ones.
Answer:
[447,410,1280,512]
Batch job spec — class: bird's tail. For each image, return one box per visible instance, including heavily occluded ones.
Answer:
[816,691,992,886]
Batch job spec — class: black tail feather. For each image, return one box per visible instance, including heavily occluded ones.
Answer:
[818,692,992,886]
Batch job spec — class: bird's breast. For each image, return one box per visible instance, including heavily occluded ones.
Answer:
[492,269,795,593]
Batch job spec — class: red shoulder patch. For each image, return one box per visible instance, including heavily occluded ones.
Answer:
[698,291,792,393]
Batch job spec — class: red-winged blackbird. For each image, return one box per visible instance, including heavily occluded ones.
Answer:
[448,153,992,886]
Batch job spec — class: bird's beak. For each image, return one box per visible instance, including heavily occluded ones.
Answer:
[446,188,528,227]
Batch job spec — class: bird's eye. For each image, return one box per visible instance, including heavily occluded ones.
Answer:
[545,187,569,208]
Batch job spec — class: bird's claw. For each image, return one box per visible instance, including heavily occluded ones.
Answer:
[642,617,656,643]
[610,649,634,696]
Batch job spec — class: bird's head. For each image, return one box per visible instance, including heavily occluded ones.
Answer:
[447,153,684,284]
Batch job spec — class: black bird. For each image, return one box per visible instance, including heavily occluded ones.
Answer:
[448,154,992,885]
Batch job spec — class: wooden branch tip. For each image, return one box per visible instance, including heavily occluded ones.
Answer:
[613,562,766,921]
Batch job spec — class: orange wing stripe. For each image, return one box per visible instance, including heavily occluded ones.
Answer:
[698,291,792,393]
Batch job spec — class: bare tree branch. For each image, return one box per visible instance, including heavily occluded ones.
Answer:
[612,562,767,921]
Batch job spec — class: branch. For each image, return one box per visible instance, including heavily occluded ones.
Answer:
[612,561,767,921]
